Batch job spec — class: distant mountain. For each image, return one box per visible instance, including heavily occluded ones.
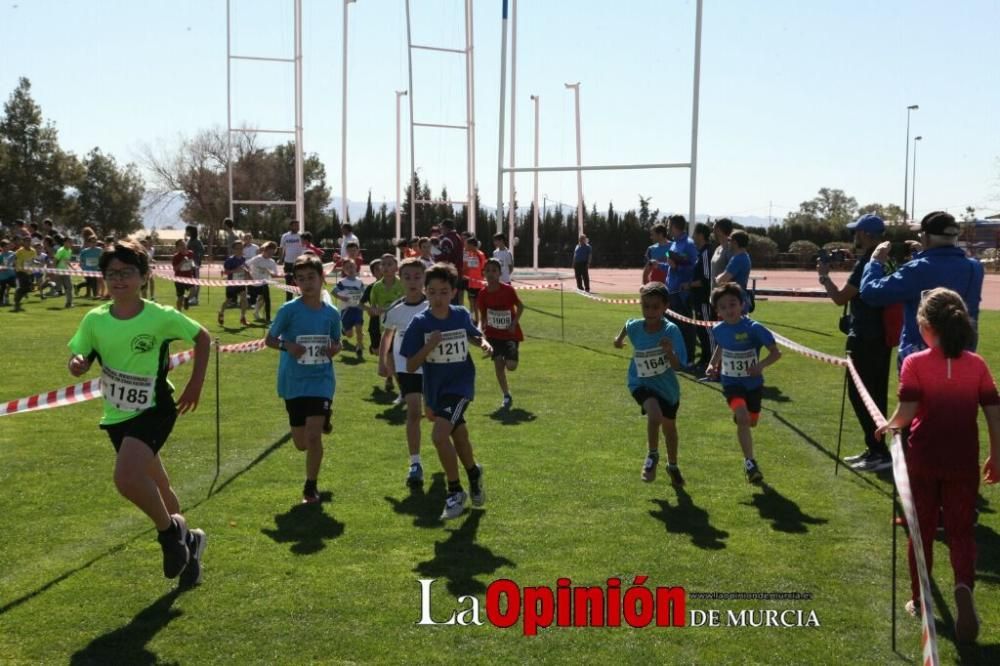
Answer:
[141,191,779,231]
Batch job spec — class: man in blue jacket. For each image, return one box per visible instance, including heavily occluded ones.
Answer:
[658,215,699,368]
[859,211,983,366]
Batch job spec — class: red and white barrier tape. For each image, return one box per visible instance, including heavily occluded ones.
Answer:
[846,361,938,664]
[511,280,563,291]
[1,340,266,417]
[575,289,642,305]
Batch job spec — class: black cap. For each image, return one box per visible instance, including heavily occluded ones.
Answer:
[920,211,960,236]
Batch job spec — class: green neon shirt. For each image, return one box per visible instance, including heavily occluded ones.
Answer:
[55,246,73,269]
[68,300,202,425]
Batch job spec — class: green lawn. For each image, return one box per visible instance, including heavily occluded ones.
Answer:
[0,286,998,664]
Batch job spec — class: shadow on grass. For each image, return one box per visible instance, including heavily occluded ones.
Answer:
[385,473,448,528]
[261,493,345,555]
[760,385,792,403]
[1,432,292,617]
[209,432,292,497]
[338,354,366,366]
[413,510,516,597]
[69,588,184,665]
[364,386,397,405]
[648,488,729,550]
[523,333,625,360]
[770,411,893,500]
[374,402,407,426]
[742,483,828,533]
[755,319,835,338]
[489,407,537,425]
[521,303,563,320]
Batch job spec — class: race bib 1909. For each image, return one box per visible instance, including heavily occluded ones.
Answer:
[425,329,468,364]
[634,348,669,378]
[722,348,758,378]
[101,367,155,412]
[486,309,511,330]
[296,335,331,365]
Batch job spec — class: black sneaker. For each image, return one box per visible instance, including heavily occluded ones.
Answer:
[469,464,485,507]
[179,528,207,589]
[666,464,685,488]
[157,514,190,579]
[302,482,321,504]
[744,459,764,485]
[406,462,424,488]
[501,394,513,410]
[852,452,892,472]
[843,450,869,464]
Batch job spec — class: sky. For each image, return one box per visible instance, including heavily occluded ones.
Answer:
[2,0,999,224]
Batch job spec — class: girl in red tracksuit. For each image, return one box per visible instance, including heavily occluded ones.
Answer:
[878,287,1000,643]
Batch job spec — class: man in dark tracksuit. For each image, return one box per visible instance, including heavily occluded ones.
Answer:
[689,222,714,367]
[818,214,891,472]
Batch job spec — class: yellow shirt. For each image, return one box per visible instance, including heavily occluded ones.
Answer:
[14,247,37,272]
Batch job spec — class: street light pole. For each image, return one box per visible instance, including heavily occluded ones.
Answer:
[530,94,539,269]
[911,135,922,221]
[341,0,357,228]
[903,104,919,222]
[395,89,408,257]
[565,82,583,237]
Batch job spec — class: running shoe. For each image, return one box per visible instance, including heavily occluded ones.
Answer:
[179,528,207,589]
[745,459,764,485]
[441,491,468,521]
[641,453,659,482]
[157,514,190,579]
[406,462,424,488]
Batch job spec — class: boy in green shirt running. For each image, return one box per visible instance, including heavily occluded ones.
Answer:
[367,253,404,392]
[67,240,211,587]
[54,235,74,308]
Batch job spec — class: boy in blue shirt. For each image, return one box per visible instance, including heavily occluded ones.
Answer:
[266,254,343,504]
[0,239,15,305]
[613,282,687,486]
[706,283,781,484]
[716,230,752,295]
[401,262,492,521]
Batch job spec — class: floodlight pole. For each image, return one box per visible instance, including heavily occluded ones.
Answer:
[226,0,234,221]
[565,82,583,237]
[688,0,703,229]
[465,0,476,234]
[396,90,408,254]
[530,94,540,269]
[911,136,922,220]
[294,0,305,230]
[496,0,510,235]
[903,104,919,222]
[341,0,356,228]
[507,0,518,253]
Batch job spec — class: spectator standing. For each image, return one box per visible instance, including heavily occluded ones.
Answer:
[709,218,734,287]
[643,224,671,285]
[573,235,592,292]
[438,219,466,305]
[689,222,714,367]
[817,214,892,471]
[185,225,205,306]
[279,219,305,302]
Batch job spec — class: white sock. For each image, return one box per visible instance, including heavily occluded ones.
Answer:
[410,454,421,464]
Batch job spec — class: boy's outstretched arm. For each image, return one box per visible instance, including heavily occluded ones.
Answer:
[613,325,627,348]
[177,327,211,414]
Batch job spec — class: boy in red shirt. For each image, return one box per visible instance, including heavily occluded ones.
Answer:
[171,239,196,311]
[463,238,488,326]
[477,258,524,410]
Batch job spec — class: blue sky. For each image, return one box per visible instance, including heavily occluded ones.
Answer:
[2,0,998,222]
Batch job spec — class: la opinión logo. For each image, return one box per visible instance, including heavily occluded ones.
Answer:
[417,576,686,636]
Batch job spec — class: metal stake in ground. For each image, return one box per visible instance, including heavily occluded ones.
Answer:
[209,337,221,496]
[834,356,849,476]
[559,278,565,343]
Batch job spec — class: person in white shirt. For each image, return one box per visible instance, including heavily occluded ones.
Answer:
[246,241,280,322]
[492,233,515,284]
[279,219,304,302]
[243,234,259,260]
[338,223,360,259]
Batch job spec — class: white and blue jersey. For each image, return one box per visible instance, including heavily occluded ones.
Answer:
[400,306,481,412]
[712,317,775,391]
[269,299,342,400]
[625,318,686,404]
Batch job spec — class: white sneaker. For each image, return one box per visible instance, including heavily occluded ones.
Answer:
[441,491,468,521]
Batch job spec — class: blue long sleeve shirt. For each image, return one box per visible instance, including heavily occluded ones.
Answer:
[859,246,983,360]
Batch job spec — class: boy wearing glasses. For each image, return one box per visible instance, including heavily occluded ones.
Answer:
[67,240,211,588]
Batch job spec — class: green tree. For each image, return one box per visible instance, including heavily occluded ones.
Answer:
[73,148,145,237]
[784,188,858,228]
[0,77,80,222]
[857,202,905,225]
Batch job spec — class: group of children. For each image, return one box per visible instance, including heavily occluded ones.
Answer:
[60,234,1000,644]
[615,281,781,487]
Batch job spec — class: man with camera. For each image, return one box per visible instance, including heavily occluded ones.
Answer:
[860,211,984,364]
[817,213,892,471]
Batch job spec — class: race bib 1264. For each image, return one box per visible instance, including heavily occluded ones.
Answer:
[425,329,468,364]
[296,335,331,365]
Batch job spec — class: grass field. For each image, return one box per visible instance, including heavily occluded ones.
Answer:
[1,285,998,664]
